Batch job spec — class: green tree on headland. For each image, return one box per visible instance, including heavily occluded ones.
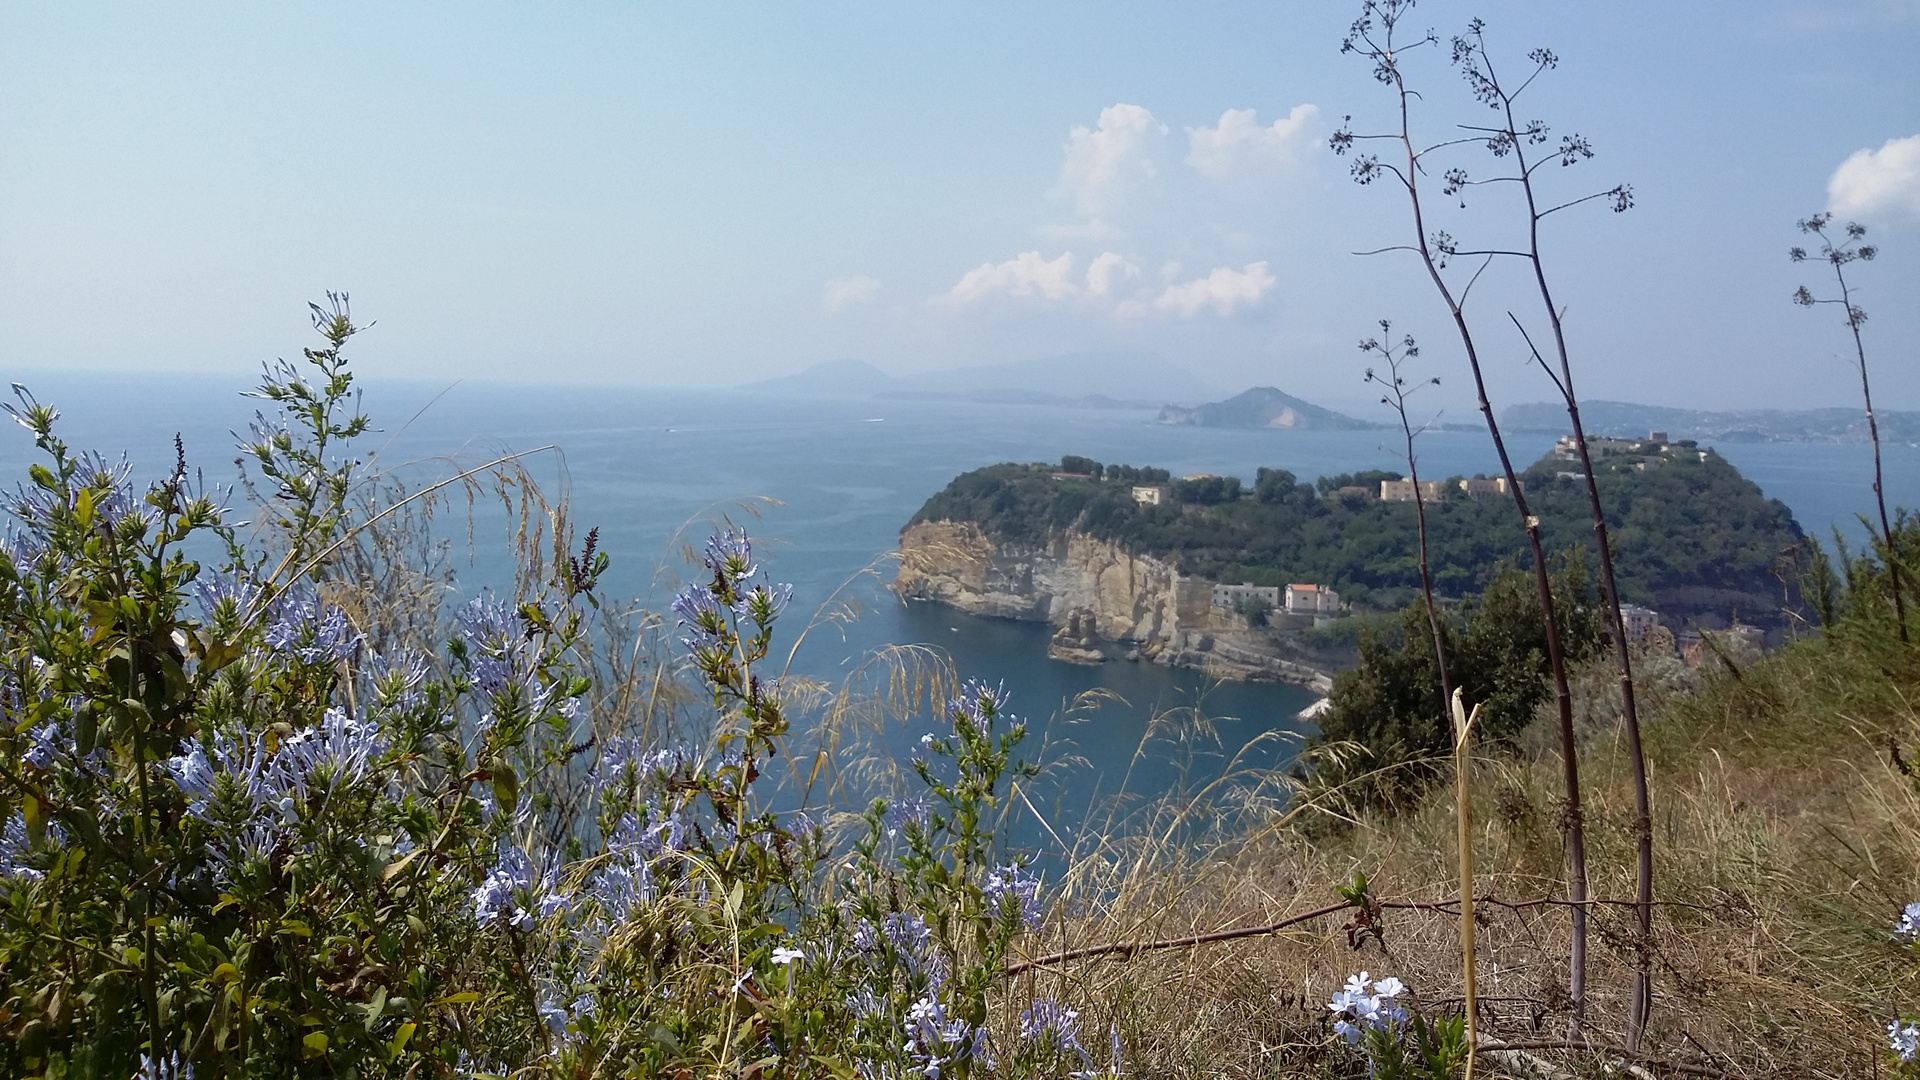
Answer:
[909,446,1803,625]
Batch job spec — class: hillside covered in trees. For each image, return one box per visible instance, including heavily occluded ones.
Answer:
[908,445,1805,624]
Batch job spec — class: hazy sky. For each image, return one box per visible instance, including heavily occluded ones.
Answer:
[2,1,1916,414]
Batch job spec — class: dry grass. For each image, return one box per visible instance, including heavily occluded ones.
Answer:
[992,631,1920,1078]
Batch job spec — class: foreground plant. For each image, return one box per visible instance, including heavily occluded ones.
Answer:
[0,303,1072,1079]
[1793,213,1907,645]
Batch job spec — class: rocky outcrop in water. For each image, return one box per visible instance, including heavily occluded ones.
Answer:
[1047,610,1106,665]
[894,521,1334,692]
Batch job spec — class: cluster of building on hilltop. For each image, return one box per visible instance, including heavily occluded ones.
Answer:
[1611,602,1769,667]
[1123,432,1711,510]
[1378,476,1512,502]
[1210,582,1343,618]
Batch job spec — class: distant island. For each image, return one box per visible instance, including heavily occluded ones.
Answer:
[1156,386,1378,431]
[900,437,1803,629]
[1502,399,1920,444]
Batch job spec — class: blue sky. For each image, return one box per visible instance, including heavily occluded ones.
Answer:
[1,1,1916,415]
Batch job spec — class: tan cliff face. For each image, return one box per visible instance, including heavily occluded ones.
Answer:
[893,520,1201,641]
[893,521,1334,692]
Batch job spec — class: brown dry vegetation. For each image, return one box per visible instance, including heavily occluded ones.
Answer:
[991,629,1920,1078]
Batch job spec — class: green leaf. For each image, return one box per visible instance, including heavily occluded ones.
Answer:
[302,1031,329,1056]
[491,766,519,817]
[22,793,43,845]
[429,992,480,1007]
[387,1021,416,1058]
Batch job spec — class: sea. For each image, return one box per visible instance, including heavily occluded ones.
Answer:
[7,371,1917,851]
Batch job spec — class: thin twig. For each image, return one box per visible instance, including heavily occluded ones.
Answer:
[1004,901,1351,975]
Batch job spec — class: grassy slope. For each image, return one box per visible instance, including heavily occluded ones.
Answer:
[1011,628,1917,1077]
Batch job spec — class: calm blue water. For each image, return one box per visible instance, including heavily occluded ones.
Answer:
[6,371,1917,848]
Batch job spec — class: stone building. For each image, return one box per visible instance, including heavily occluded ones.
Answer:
[1285,583,1342,615]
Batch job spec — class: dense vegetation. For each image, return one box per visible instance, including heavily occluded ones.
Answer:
[1310,560,1607,807]
[909,448,1804,623]
[0,311,1082,1079]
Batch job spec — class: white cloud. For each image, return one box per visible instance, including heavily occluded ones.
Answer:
[1153,262,1275,317]
[1186,105,1321,181]
[1085,252,1139,297]
[1828,134,1920,223]
[822,274,881,312]
[1054,104,1166,217]
[947,252,1078,304]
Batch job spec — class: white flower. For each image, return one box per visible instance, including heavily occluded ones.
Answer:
[771,946,805,966]
[1372,976,1405,999]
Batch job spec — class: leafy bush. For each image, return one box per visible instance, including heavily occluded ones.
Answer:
[0,304,1102,1079]
[1304,559,1606,811]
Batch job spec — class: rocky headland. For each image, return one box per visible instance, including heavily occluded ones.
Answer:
[893,520,1338,692]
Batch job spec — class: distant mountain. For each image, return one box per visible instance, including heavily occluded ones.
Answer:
[1501,400,1920,444]
[738,358,898,396]
[1157,387,1378,431]
[740,349,1223,407]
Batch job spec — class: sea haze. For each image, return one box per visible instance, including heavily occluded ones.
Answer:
[6,371,1917,849]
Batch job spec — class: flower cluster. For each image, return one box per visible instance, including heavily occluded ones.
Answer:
[193,571,262,629]
[0,812,53,885]
[901,993,991,1078]
[1020,999,1087,1058]
[1896,901,1920,942]
[264,587,363,665]
[471,844,563,932]
[1893,1020,1920,1064]
[946,678,1009,733]
[983,861,1044,931]
[1327,971,1409,1046]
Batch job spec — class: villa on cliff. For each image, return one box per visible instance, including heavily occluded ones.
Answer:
[1211,583,1280,610]
[1285,583,1342,615]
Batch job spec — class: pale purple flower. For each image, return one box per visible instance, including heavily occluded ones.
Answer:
[884,797,928,839]
[946,679,1010,732]
[134,1049,194,1080]
[365,649,430,711]
[1891,1019,1920,1063]
[984,862,1044,930]
[1896,902,1920,941]
[702,529,754,579]
[455,592,520,652]
[1327,972,1409,1046]
[903,993,990,1078]
[732,581,793,622]
[193,571,262,626]
[22,722,64,771]
[1020,999,1089,1067]
[264,588,362,665]
[671,582,725,651]
[0,811,52,883]
[472,845,549,932]
[277,707,385,794]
